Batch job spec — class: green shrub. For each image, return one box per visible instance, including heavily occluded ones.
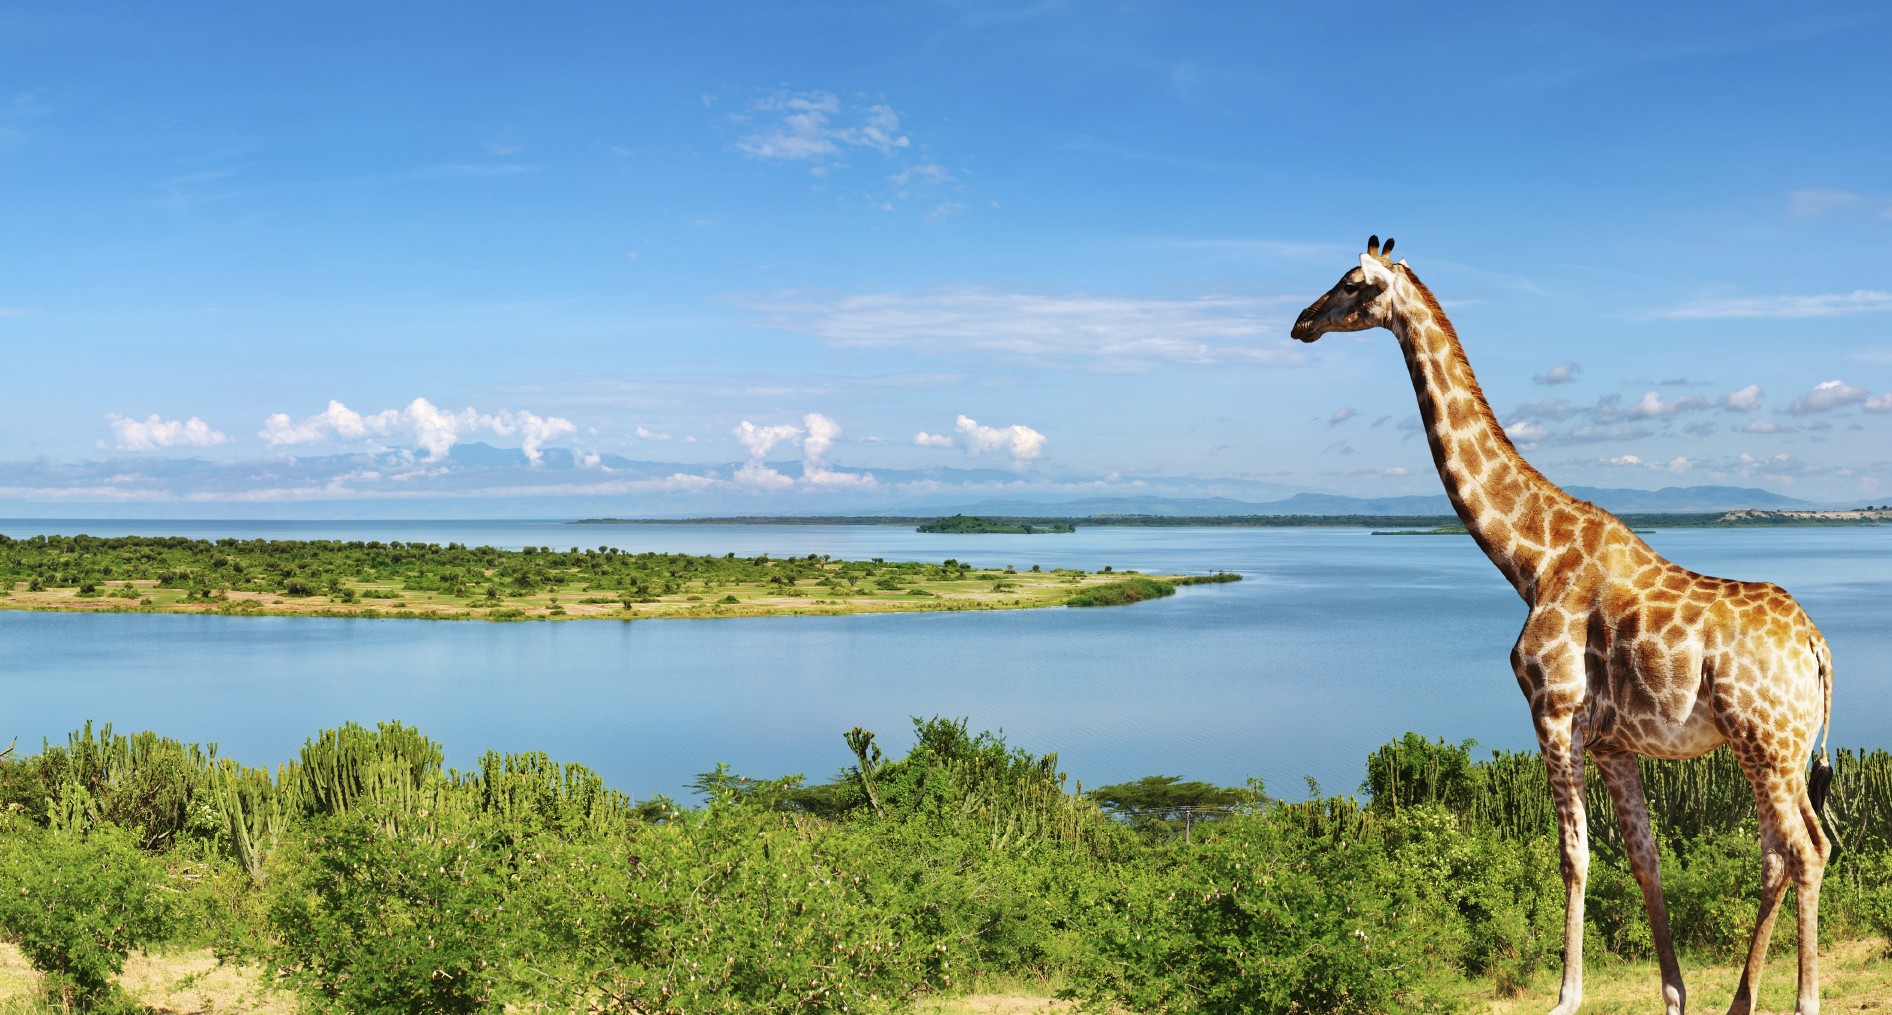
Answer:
[1070,808,1453,1013]
[0,819,180,1012]
[266,813,509,1014]
[1064,576,1175,607]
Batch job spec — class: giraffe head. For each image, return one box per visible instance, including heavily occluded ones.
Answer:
[1290,235,1403,343]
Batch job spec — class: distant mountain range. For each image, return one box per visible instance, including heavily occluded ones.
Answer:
[925,485,1822,518]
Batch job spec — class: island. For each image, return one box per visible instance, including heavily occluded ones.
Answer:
[0,534,1239,621]
[915,514,1076,534]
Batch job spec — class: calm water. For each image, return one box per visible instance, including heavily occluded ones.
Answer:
[2,519,1887,801]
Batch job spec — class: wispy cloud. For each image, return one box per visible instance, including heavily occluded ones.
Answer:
[735,90,909,164]
[740,286,1304,371]
[1653,290,1892,319]
[105,414,229,451]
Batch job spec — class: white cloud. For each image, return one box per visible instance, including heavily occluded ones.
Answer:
[106,413,229,451]
[1718,384,1764,412]
[1609,454,1642,466]
[1381,466,1410,477]
[634,426,672,441]
[1741,418,1786,434]
[1655,290,1892,320]
[1329,407,1356,425]
[1788,380,1868,415]
[736,91,910,165]
[732,420,802,487]
[259,398,577,463]
[1625,390,1709,419]
[1865,393,1892,413]
[741,286,1303,371]
[1504,420,1551,443]
[1532,361,1581,385]
[954,414,1046,462]
[914,432,954,448]
[800,412,875,487]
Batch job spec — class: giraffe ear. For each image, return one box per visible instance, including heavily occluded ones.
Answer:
[1381,237,1395,259]
[1359,252,1395,287]
[1366,235,1381,259]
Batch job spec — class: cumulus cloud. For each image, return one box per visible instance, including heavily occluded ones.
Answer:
[1532,361,1581,385]
[1655,290,1892,319]
[634,426,672,441]
[259,398,577,463]
[730,413,875,488]
[106,413,229,451]
[736,91,909,164]
[1718,384,1764,412]
[801,412,875,487]
[914,415,1046,463]
[1866,393,1892,413]
[740,286,1302,371]
[1788,380,1868,415]
[954,415,1045,462]
[732,420,802,488]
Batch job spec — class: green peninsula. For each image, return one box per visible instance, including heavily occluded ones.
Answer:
[0,534,1237,621]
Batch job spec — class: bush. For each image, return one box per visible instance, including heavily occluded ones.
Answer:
[1070,808,1454,1013]
[0,819,180,1012]
[1064,577,1175,607]
[266,813,509,1013]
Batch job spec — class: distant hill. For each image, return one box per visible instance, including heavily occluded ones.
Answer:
[925,485,1821,518]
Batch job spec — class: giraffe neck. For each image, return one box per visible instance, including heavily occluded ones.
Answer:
[1390,270,1574,602]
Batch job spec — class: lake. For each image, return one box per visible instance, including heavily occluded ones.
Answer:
[2,519,1887,802]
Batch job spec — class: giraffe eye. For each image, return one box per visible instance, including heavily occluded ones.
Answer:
[1342,282,1359,294]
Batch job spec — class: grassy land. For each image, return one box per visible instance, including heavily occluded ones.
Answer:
[0,534,1239,622]
[2,940,1885,1013]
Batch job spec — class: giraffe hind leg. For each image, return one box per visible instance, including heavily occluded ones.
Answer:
[1595,752,1685,1015]
[1726,744,1825,1015]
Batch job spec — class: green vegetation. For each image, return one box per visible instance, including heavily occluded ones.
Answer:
[3,721,1891,1011]
[1064,571,1240,607]
[915,515,1076,534]
[0,535,1231,621]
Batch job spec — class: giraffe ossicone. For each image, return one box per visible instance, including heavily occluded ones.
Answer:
[1292,237,1835,1015]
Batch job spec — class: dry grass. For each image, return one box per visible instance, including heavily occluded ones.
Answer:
[6,939,1884,1013]
[0,566,1193,623]
[0,944,298,1014]
[1469,938,1892,1013]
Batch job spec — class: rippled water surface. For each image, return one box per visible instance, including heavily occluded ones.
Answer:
[2,519,1886,801]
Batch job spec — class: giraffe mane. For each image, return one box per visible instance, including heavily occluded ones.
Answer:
[1397,265,1530,464]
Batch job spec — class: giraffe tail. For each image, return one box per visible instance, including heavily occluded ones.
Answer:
[1808,634,1834,814]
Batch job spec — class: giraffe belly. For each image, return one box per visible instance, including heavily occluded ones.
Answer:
[1585,688,1725,760]
[1582,633,1727,760]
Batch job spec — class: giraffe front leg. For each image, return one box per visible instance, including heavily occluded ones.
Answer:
[1595,752,1686,1015]
[1537,712,1589,1015]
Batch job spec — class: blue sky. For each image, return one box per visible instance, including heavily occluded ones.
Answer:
[4,1,1890,515]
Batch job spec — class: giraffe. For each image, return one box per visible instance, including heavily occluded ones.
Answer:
[1290,237,1836,1015]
